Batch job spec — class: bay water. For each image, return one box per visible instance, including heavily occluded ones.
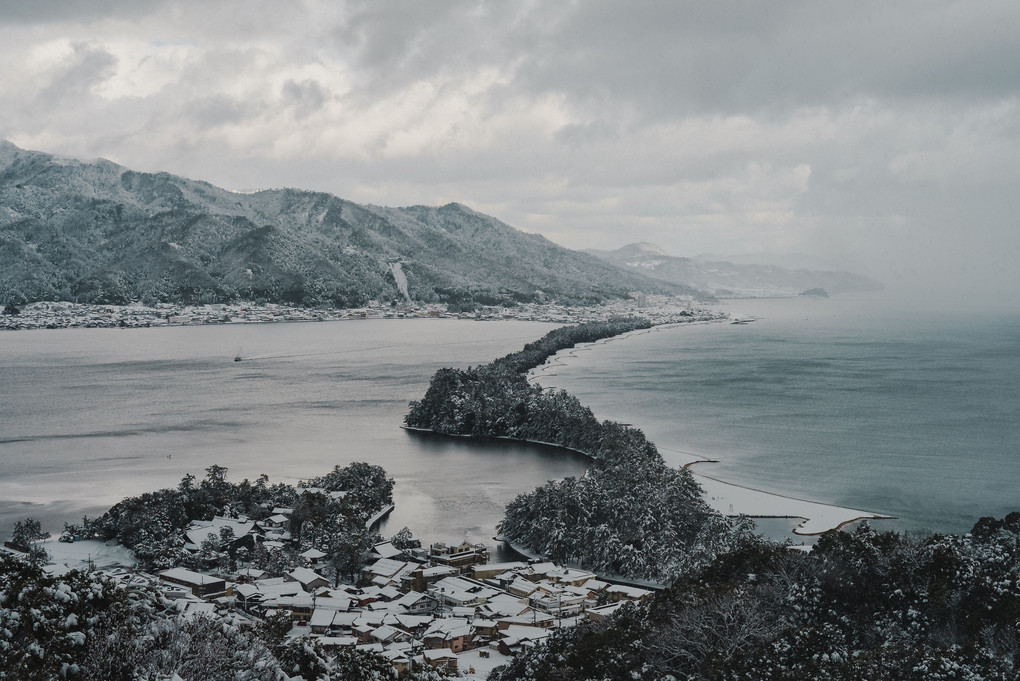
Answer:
[544,295,1020,536]
[3,297,1016,554]
[0,319,589,551]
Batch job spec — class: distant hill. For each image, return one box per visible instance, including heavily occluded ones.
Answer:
[0,141,696,308]
[587,243,882,298]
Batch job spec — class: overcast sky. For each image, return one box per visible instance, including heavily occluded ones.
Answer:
[1,1,1018,300]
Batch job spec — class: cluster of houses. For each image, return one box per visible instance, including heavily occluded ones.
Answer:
[149,510,655,677]
[2,295,718,331]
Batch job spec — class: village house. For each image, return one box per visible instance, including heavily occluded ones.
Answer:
[364,557,416,587]
[586,602,626,622]
[497,624,553,656]
[260,514,290,531]
[604,584,655,603]
[470,561,527,581]
[428,541,489,572]
[401,564,457,592]
[471,618,500,640]
[183,516,263,553]
[158,568,229,599]
[422,648,459,675]
[300,547,327,565]
[285,567,330,592]
[392,590,438,614]
[422,617,475,653]
[430,575,503,609]
[371,541,403,560]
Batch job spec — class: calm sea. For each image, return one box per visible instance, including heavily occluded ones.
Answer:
[0,319,589,552]
[544,295,1020,536]
[4,299,1016,550]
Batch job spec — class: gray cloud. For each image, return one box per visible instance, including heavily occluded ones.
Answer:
[0,0,168,24]
[37,43,118,107]
[282,79,328,119]
[327,1,1020,118]
[1,0,1018,301]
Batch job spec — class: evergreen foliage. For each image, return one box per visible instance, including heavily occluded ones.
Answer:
[72,463,392,576]
[0,554,283,680]
[405,320,758,583]
[491,516,1020,680]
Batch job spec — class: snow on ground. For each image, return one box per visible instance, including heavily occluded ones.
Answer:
[457,647,512,679]
[693,469,894,535]
[42,539,137,570]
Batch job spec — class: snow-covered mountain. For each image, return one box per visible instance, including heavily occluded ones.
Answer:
[587,242,882,298]
[0,141,696,308]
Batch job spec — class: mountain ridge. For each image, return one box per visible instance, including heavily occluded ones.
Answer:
[0,142,698,308]
[587,242,882,298]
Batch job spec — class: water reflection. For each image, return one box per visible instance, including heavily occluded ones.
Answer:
[0,320,590,547]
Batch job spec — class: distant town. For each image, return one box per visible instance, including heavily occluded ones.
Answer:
[0,295,722,331]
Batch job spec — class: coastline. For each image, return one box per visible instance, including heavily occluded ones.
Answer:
[528,322,895,539]
[401,425,594,460]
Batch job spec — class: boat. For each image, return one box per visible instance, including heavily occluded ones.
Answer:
[234,354,242,362]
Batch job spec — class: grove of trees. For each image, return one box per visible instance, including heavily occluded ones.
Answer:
[64,463,393,585]
[491,516,1020,680]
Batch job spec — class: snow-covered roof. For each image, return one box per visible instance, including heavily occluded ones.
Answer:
[606,584,653,599]
[309,608,337,628]
[286,567,326,587]
[184,516,257,547]
[300,547,327,560]
[372,541,401,559]
[160,568,222,586]
[370,624,407,642]
[317,636,358,647]
[366,558,407,577]
[422,649,458,661]
[501,624,552,642]
[421,565,457,578]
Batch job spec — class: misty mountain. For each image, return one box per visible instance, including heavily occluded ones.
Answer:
[0,142,694,308]
[586,242,883,298]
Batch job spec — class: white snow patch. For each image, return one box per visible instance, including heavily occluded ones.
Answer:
[389,261,411,303]
[692,469,893,536]
[42,539,136,570]
[456,647,512,679]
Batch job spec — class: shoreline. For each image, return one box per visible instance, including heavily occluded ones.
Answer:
[688,464,895,536]
[400,425,594,460]
[526,320,709,383]
[527,322,895,539]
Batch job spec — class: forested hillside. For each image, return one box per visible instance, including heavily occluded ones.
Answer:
[491,516,1020,680]
[0,141,694,308]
